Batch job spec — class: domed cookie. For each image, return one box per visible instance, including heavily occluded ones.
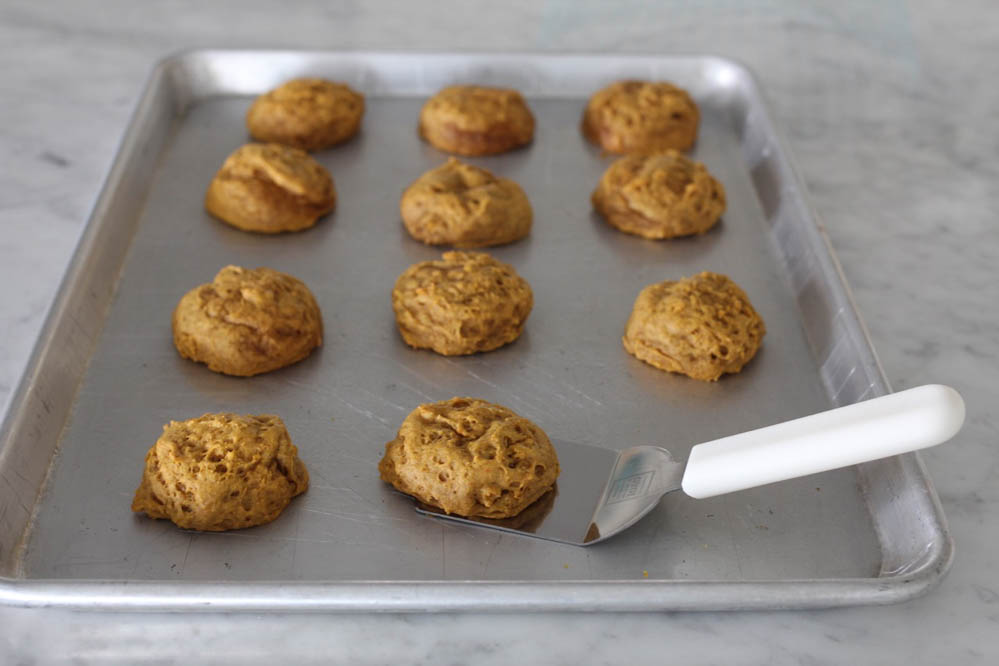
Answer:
[392,251,532,356]
[131,413,309,531]
[623,271,765,381]
[592,151,725,239]
[400,158,532,248]
[246,78,364,151]
[582,80,699,153]
[379,397,559,519]
[419,85,535,156]
[205,143,336,233]
[173,265,323,377]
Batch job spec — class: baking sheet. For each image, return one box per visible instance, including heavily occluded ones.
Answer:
[0,51,951,610]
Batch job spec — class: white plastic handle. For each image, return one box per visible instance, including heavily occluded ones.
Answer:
[680,384,965,499]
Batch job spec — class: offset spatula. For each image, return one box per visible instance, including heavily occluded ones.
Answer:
[415,384,965,546]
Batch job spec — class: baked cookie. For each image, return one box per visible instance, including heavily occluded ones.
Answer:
[623,271,765,381]
[400,158,532,247]
[131,413,309,531]
[205,143,336,234]
[582,80,699,153]
[173,265,323,377]
[592,151,725,239]
[379,397,559,519]
[392,251,532,356]
[467,485,557,532]
[246,78,364,151]
[419,85,535,156]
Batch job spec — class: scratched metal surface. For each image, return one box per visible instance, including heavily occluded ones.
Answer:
[0,53,951,609]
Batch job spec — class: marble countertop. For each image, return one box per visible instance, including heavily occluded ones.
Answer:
[1,1,996,662]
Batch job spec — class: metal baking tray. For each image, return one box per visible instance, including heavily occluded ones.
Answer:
[0,51,952,611]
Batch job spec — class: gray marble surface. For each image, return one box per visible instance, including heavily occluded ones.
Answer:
[1,0,996,663]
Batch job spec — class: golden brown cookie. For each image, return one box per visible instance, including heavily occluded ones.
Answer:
[592,151,725,239]
[392,251,532,356]
[470,485,557,532]
[246,78,364,151]
[400,158,532,247]
[131,413,309,531]
[582,80,699,153]
[379,397,559,519]
[623,272,765,381]
[419,85,535,156]
[173,266,323,377]
[204,143,336,234]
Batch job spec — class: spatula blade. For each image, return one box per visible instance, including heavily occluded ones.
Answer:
[414,440,682,546]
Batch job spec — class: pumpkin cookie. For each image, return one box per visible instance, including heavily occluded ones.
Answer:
[400,158,532,247]
[623,272,765,381]
[467,485,557,532]
[204,143,336,233]
[246,78,364,151]
[131,413,309,531]
[582,80,699,153]
[173,265,323,377]
[379,397,559,519]
[392,251,532,356]
[592,151,725,239]
[419,85,535,156]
